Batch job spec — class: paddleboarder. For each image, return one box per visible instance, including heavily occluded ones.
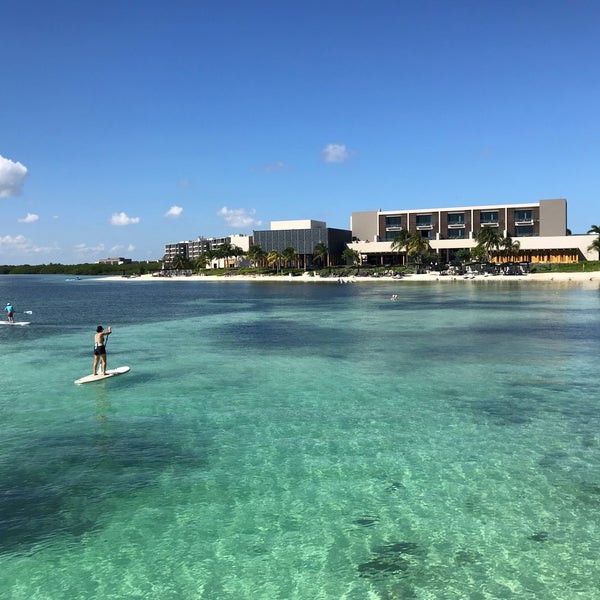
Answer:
[5,302,14,323]
[93,325,112,376]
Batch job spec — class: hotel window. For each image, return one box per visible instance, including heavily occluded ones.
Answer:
[420,229,432,239]
[385,216,402,228]
[480,211,498,225]
[515,225,534,237]
[514,210,533,223]
[447,229,465,239]
[415,214,432,227]
[447,213,465,226]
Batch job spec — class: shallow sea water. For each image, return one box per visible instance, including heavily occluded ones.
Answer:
[1,275,599,599]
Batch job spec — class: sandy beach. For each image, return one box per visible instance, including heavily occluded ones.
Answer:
[110,270,600,286]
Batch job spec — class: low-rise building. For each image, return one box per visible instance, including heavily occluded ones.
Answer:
[252,220,352,268]
[350,199,596,264]
[99,257,132,265]
[163,234,252,268]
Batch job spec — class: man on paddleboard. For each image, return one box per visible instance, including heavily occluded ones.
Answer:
[93,325,112,376]
[5,302,14,323]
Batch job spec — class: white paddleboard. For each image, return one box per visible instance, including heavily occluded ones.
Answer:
[74,366,131,385]
[0,321,31,326]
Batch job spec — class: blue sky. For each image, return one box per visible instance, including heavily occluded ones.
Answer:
[1,0,599,264]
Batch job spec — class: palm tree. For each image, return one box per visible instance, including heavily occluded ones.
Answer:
[588,225,600,235]
[171,254,187,271]
[247,244,266,269]
[342,248,360,266]
[217,242,235,269]
[205,249,219,269]
[405,232,431,273]
[230,245,244,268]
[500,235,521,263]
[476,226,503,262]
[470,245,487,262]
[588,225,600,260]
[391,229,411,265]
[281,246,299,269]
[266,250,282,273]
[588,238,600,261]
[312,242,328,268]
[195,253,211,271]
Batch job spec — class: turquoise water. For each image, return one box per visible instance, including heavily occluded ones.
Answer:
[1,275,599,599]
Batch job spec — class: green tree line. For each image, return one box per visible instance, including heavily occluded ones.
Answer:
[0,261,162,276]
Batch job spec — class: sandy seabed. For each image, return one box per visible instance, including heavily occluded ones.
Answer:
[107,270,600,287]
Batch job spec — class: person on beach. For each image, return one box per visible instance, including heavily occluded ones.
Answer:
[93,325,112,375]
[5,302,14,323]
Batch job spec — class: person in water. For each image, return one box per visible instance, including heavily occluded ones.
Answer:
[5,302,14,323]
[93,325,112,375]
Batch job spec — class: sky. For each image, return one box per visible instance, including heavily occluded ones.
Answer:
[1,0,599,264]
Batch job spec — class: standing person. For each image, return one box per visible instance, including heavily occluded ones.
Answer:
[5,302,14,323]
[93,325,112,375]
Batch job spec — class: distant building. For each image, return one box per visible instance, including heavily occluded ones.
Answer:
[350,199,596,264]
[253,219,352,267]
[163,234,252,268]
[163,243,189,263]
[99,257,132,265]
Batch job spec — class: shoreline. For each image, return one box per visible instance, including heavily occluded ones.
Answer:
[105,270,600,286]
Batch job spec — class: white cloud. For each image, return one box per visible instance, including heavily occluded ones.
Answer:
[108,243,136,255]
[0,234,30,251]
[321,143,352,164]
[18,212,39,223]
[108,244,135,256]
[75,242,105,255]
[0,234,56,255]
[111,212,140,226]
[0,155,28,198]
[164,205,183,218]
[217,206,262,229]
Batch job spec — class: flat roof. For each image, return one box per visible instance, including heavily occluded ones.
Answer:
[376,202,541,215]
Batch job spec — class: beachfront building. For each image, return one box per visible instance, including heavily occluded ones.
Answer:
[99,257,132,265]
[252,220,353,268]
[349,199,597,265]
[163,234,252,268]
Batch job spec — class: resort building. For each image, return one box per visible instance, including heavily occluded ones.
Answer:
[163,242,189,263]
[99,257,132,265]
[252,220,352,268]
[349,199,597,264]
[163,234,252,268]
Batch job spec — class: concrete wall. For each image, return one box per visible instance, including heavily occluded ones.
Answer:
[350,211,379,241]
[270,220,326,230]
[539,199,567,236]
